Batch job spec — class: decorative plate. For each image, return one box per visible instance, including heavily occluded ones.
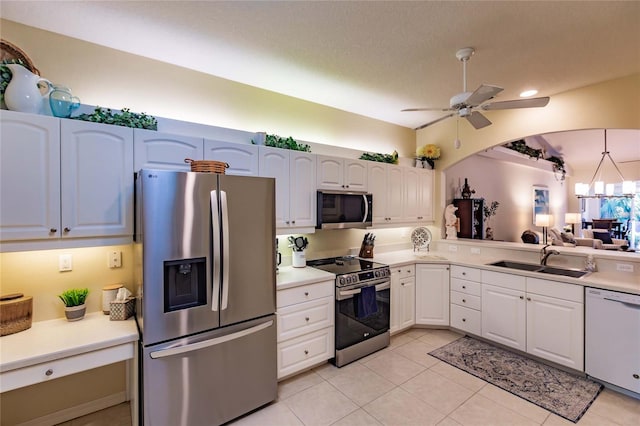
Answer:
[411,227,432,250]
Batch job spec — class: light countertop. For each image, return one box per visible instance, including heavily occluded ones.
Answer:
[277,266,335,290]
[0,312,139,373]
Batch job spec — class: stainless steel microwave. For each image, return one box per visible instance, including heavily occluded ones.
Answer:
[316,191,372,229]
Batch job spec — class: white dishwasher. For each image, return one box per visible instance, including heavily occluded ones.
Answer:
[585,287,640,395]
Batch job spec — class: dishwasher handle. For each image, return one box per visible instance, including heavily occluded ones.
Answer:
[603,297,640,309]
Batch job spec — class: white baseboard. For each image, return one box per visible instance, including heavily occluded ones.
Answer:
[16,392,127,426]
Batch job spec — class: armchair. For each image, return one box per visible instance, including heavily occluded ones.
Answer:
[580,229,627,250]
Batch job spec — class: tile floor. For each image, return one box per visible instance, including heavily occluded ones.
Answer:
[62,329,640,426]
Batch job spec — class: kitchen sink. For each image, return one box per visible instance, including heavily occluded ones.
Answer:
[488,260,589,278]
[488,260,544,271]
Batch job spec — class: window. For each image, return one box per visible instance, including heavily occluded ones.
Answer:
[599,181,639,248]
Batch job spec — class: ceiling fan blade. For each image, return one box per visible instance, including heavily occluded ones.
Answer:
[414,112,456,130]
[481,96,550,110]
[465,111,492,129]
[465,84,504,107]
[402,107,451,112]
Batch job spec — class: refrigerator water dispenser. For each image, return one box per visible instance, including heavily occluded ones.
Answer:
[164,257,206,312]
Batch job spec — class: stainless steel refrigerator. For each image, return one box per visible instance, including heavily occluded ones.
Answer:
[135,169,277,426]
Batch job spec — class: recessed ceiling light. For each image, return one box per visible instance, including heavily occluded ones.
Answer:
[520,89,538,98]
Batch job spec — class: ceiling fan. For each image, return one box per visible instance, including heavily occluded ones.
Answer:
[403,47,550,130]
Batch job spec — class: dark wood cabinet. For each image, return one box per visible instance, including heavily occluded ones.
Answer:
[453,198,484,239]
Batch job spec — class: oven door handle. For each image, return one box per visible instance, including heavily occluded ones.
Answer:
[338,281,390,297]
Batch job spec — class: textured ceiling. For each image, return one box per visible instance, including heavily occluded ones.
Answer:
[2,1,639,166]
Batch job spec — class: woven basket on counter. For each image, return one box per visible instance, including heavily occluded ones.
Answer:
[184,158,229,174]
[0,293,33,336]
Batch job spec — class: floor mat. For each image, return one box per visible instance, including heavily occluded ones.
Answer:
[429,336,602,423]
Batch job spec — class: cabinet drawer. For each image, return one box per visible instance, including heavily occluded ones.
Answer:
[277,327,334,380]
[526,278,583,303]
[451,290,481,310]
[392,264,415,279]
[277,280,334,308]
[277,296,334,342]
[450,278,481,296]
[0,343,134,393]
[482,270,526,291]
[450,304,481,336]
[450,265,481,282]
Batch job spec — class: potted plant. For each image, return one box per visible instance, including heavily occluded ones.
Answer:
[483,200,500,240]
[416,144,441,169]
[58,288,89,321]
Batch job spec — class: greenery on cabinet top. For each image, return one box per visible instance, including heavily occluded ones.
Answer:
[72,106,158,130]
[253,133,311,152]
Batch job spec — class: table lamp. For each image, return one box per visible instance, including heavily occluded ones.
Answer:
[565,213,581,234]
[535,214,552,244]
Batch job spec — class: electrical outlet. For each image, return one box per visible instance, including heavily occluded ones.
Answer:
[470,247,481,254]
[108,251,122,268]
[448,245,458,252]
[59,254,73,272]
[616,263,634,272]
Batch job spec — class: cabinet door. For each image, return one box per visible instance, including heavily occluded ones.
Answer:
[0,111,61,241]
[399,277,416,330]
[415,264,450,326]
[289,152,316,228]
[344,159,368,191]
[204,140,259,176]
[61,120,134,238]
[368,163,388,224]
[316,155,343,190]
[386,166,403,223]
[134,129,203,171]
[418,169,434,222]
[259,146,290,228]
[403,168,420,222]
[527,293,584,370]
[482,284,526,351]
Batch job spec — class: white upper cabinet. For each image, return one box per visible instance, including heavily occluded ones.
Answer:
[0,111,133,248]
[418,169,434,222]
[368,163,403,225]
[0,111,61,242]
[316,155,368,191]
[205,140,259,176]
[259,147,316,231]
[61,120,134,239]
[134,129,203,171]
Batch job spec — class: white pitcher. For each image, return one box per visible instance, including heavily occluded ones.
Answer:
[4,64,52,114]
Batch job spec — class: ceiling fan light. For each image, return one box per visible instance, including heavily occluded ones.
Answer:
[594,181,604,195]
[520,89,538,98]
[623,180,636,195]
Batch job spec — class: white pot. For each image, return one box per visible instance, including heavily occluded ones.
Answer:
[64,304,86,322]
[292,250,306,268]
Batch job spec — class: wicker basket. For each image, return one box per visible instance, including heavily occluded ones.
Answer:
[0,293,33,336]
[184,158,229,174]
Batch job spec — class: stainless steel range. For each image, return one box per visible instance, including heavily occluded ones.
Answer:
[307,256,391,367]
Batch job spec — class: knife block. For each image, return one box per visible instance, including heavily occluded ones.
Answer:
[359,244,374,258]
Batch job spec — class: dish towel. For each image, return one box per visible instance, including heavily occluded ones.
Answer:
[356,285,378,318]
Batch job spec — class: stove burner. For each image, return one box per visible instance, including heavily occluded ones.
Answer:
[307,256,390,287]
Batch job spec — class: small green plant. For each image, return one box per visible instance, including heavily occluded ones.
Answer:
[483,200,500,223]
[58,288,89,307]
[254,133,311,152]
[73,106,158,130]
[359,150,398,164]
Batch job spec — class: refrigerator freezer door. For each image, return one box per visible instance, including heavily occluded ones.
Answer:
[218,174,276,326]
[139,170,220,345]
[142,315,277,426]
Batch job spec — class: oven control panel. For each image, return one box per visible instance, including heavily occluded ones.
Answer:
[337,267,390,287]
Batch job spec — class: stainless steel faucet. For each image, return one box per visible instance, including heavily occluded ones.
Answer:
[540,244,560,265]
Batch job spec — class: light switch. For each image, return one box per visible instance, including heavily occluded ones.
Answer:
[59,254,73,272]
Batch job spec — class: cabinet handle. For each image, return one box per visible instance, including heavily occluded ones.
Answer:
[462,285,466,289]
[633,374,639,379]
[305,317,309,322]
[45,369,54,376]
[304,349,309,355]
[63,227,71,233]
[462,318,466,322]
[401,283,405,286]
[286,221,290,225]
[462,299,466,303]
[304,292,309,296]
[346,185,349,188]
[342,185,345,188]
[519,296,524,300]
[397,269,401,273]
[462,272,466,276]
[292,220,296,224]
[527,297,532,301]
[49,228,57,233]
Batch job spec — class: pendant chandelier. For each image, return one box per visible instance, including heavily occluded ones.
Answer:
[574,129,635,199]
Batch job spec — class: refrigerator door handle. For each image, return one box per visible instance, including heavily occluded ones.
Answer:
[220,190,230,310]
[149,320,274,359]
[211,190,221,312]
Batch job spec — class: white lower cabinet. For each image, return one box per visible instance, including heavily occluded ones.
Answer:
[450,266,482,335]
[481,271,584,370]
[390,265,415,334]
[276,280,334,379]
[415,264,450,326]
